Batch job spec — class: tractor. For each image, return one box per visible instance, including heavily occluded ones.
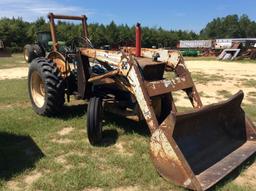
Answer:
[26,13,256,191]
[23,31,68,63]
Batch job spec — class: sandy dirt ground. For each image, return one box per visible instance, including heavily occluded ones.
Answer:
[0,60,255,105]
[0,60,255,106]
[174,60,256,106]
[0,67,28,80]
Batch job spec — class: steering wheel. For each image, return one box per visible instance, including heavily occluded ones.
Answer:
[66,36,94,53]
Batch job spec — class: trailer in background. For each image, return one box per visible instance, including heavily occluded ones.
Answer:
[178,40,213,49]
[215,38,256,49]
[177,40,216,57]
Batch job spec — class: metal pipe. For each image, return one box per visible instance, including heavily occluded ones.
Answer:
[136,23,142,57]
[48,12,86,20]
[82,16,88,38]
[48,13,58,51]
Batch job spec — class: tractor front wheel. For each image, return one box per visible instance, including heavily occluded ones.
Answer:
[28,57,65,116]
[87,97,103,145]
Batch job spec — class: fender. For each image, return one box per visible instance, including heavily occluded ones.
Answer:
[47,51,71,76]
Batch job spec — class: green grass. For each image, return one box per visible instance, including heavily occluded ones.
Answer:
[0,79,183,191]
[241,78,256,88]
[216,90,233,98]
[184,56,256,64]
[0,54,27,69]
[192,72,225,85]
[0,79,255,191]
[164,71,225,85]
[243,105,256,122]
[184,56,217,61]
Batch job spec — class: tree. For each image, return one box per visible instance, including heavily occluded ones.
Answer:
[1,14,255,52]
[200,14,256,39]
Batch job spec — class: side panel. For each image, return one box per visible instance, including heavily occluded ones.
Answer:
[77,53,91,99]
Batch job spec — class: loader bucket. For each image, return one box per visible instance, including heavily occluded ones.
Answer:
[150,91,256,191]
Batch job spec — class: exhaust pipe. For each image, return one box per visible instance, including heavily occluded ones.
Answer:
[136,23,142,57]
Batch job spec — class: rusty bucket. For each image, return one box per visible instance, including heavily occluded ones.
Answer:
[150,91,256,190]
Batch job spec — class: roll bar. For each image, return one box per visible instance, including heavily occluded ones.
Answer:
[48,12,88,51]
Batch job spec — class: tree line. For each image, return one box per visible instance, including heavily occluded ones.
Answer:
[0,14,256,52]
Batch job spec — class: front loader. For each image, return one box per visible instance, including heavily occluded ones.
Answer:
[26,14,256,191]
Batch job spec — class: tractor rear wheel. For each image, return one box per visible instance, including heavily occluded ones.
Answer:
[24,44,45,63]
[28,57,65,116]
[87,97,103,145]
[24,44,34,63]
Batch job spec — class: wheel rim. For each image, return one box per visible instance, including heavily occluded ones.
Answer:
[24,49,29,61]
[31,71,45,108]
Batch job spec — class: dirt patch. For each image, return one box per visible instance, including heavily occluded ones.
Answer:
[186,60,256,78]
[51,138,74,144]
[6,171,42,191]
[0,102,30,110]
[234,163,256,188]
[55,152,85,170]
[173,60,256,108]
[55,155,68,164]
[6,180,21,191]
[0,67,28,80]
[57,127,74,136]
[114,142,133,156]
[24,171,42,185]
[112,186,139,191]
[83,188,103,191]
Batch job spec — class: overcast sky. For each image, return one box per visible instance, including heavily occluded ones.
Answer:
[0,0,255,32]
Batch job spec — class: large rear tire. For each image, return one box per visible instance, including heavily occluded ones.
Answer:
[24,44,34,63]
[24,44,45,63]
[87,97,103,145]
[28,57,65,116]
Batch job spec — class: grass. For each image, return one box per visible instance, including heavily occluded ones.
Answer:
[164,71,225,85]
[0,79,255,191]
[184,56,256,64]
[184,56,217,61]
[0,79,184,191]
[243,105,256,122]
[241,78,256,88]
[191,72,224,85]
[216,90,233,98]
[0,54,27,69]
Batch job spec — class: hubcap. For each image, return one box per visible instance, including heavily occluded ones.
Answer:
[31,71,45,108]
[24,49,29,61]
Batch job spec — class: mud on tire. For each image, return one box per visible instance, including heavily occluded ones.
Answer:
[28,57,65,116]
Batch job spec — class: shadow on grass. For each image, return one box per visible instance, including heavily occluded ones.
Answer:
[95,129,119,147]
[93,113,149,147]
[0,132,44,180]
[56,103,87,119]
[104,113,150,137]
